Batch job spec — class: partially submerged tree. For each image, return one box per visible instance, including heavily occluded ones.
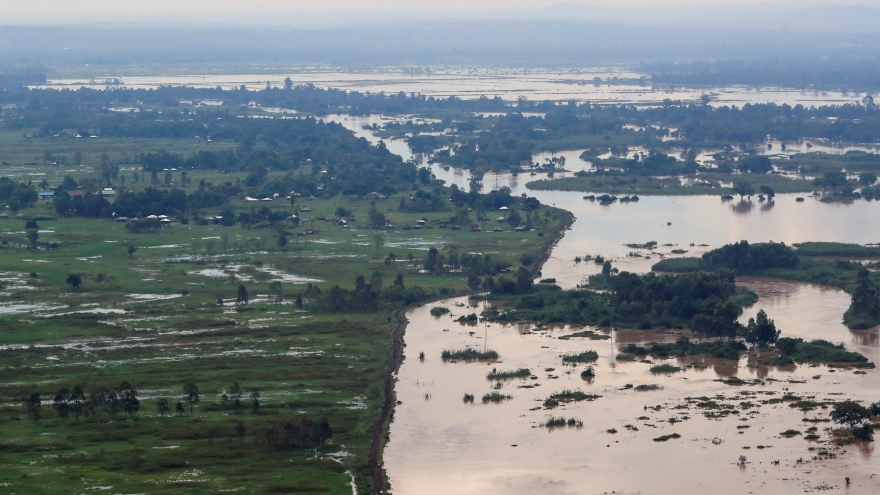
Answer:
[746,309,779,346]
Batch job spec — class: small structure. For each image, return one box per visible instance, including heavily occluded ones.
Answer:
[116,217,129,223]
[499,206,510,211]
[38,191,55,200]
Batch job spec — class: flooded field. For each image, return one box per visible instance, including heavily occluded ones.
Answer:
[36,67,869,107]
[360,115,880,493]
[385,286,879,494]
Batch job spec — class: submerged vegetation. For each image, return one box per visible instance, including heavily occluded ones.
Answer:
[654,241,880,330]
[487,368,531,380]
[561,350,600,364]
[441,349,500,361]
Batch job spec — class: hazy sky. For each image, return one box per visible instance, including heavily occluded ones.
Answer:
[0,0,854,22]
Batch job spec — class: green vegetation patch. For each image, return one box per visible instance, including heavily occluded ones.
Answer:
[442,349,499,361]
[561,350,599,364]
[486,368,531,380]
[774,338,872,366]
[649,364,682,373]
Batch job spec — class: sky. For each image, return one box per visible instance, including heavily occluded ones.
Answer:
[0,0,857,23]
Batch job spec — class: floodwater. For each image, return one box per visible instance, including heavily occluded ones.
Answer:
[36,67,870,107]
[365,116,880,492]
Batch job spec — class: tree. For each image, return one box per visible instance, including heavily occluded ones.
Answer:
[236,285,249,305]
[70,385,85,420]
[759,185,775,199]
[26,392,41,422]
[268,281,283,303]
[183,382,200,416]
[235,421,247,443]
[295,294,303,308]
[53,387,70,423]
[175,402,185,417]
[845,269,880,329]
[515,267,534,294]
[119,381,139,418]
[830,401,871,429]
[467,272,481,290]
[26,229,39,249]
[745,309,780,346]
[733,182,755,200]
[277,233,288,249]
[66,274,82,291]
[250,390,260,413]
[602,261,612,278]
[284,77,294,90]
[229,382,243,414]
[860,172,878,186]
[373,234,385,251]
[157,398,170,417]
[221,233,230,254]
[127,245,138,257]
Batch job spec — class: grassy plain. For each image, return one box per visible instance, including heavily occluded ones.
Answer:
[0,137,566,493]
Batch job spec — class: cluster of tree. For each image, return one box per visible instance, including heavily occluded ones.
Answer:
[0,178,38,211]
[264,415,333,450]
[484,267,535,296]
[844,269,880,329]
[308,273,452,312]
[26,381,140,423]
[27,380,262,423]
[700,241,800,274]
[485,269,763,336]
[830,400,879,441]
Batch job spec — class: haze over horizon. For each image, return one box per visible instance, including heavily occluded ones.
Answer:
[2,0,880,28]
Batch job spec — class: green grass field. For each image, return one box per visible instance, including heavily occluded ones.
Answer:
[0,146,566,493]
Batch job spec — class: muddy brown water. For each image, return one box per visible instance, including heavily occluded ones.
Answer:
[385,283,879,494]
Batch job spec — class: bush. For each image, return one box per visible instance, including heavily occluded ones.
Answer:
[441,349,498,360]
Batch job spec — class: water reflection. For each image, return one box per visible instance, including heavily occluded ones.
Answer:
[730,199,754,215]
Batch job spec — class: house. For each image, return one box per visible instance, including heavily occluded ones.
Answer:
[493,227,503,232]
[499,206,510,211]
[449,224,461,231]
[116,217,129,222]
[470,223,481,232]
[0,213,8,219]
[38,192,55,200]
[69,187,85,197]
[101,188,116,197]
[300,207,312,213]
[245,197,259,202]
[514,226,529,232]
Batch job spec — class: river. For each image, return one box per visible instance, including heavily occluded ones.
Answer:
[327,116,880,494]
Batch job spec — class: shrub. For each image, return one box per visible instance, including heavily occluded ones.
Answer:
[441,349,499,360]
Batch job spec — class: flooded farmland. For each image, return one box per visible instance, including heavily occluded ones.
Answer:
[36,67,872,108]
[346,116,880,493]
